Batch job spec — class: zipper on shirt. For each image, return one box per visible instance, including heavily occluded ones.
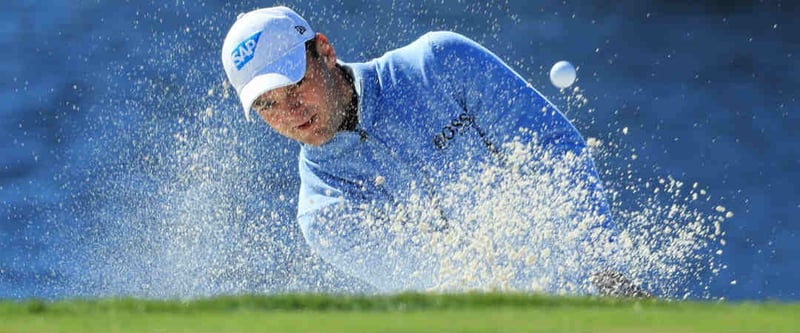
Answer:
[357,128,369,142]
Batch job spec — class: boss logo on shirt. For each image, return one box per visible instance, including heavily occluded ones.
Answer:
[433,112,475,149]
[433,112,499,154]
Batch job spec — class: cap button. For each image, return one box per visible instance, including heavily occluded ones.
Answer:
[236,12,245,20]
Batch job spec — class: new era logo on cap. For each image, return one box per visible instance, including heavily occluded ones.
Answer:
[294,25,307,35]
[232,31,263,70]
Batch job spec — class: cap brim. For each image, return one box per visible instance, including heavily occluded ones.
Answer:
[239,44,307,121]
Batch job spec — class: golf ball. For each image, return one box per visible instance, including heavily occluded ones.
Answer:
[549,61,577,89]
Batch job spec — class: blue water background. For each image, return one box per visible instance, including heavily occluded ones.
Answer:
[1,1,797,300]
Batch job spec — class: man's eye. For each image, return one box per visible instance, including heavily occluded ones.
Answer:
[254,99,276,111]
[286,79,304,95]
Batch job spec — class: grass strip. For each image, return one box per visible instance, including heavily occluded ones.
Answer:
[1,293,797,333]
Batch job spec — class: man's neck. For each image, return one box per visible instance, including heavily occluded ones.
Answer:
[337,64,359,132]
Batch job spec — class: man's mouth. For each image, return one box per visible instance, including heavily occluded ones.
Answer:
[296,114,316,130]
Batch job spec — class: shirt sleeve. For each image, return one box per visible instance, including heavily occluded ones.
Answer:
[297,155,443,292]
[425,31,585,154]
[425,31,619,246]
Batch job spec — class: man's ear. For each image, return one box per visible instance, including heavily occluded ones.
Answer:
[314,33,337,69]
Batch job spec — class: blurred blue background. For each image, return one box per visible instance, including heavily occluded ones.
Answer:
[1,0,797,300]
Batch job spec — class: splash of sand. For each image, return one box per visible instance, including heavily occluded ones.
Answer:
[317,133,726,298]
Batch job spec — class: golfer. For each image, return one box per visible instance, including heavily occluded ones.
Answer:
[222,6,646,296]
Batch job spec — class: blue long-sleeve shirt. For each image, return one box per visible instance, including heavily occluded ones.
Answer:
[296,31,616,292]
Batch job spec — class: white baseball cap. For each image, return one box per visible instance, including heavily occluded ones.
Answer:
[221,6,315,121]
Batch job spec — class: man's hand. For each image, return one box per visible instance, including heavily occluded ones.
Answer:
[590,270,654,298]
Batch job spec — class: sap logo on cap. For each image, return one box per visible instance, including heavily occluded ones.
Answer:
[232,31,263,70]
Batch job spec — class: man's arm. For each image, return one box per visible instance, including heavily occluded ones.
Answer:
[425,31,585,156]
[296,157,442,292]
[426,32,643,294]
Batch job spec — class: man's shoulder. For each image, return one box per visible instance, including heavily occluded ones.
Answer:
[383,31,483,59]
[419,31,476,47]
[371,31,493,80]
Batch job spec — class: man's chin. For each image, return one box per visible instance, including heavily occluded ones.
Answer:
[299,132,333,147]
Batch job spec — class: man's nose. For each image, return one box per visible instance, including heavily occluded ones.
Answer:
[286,93,304,112]
[275,97,304,119]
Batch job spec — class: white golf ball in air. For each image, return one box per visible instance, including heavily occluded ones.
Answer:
[549,60,577,89]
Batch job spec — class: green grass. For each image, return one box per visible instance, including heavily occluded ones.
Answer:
[1,293,798,333]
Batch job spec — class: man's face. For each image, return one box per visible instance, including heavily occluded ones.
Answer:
[252,48,346,147]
